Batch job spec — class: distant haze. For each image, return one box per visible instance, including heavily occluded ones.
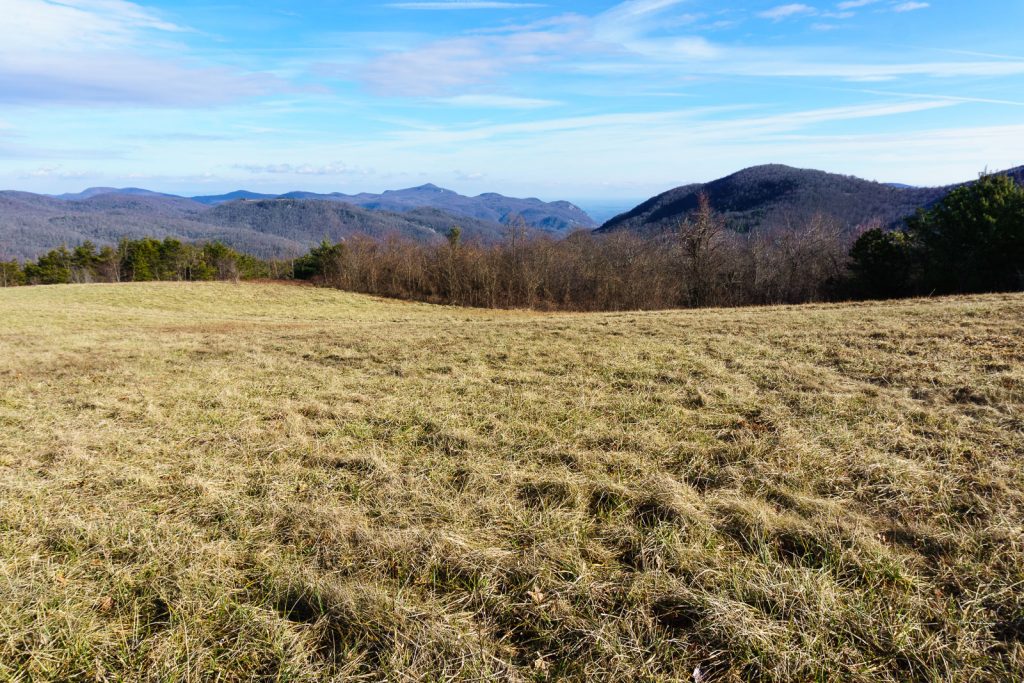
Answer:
[572,200,647,225]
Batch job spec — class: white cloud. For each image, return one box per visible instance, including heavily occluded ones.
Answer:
[0,0,184,51]
[0,53,276,105]
[594,0,688,42]
[598,0,688,22]
[19,165,89,180]
[836,0,879,9]
[438,94,561,108]
[235,162,370,176]
[383,100,956,148]
[758,4,818,20]
[289,98,994,195]
[893,2,929,11]
[724,58,1024,80]
[387,2,545,8]
[357,0,719,96]
[350,0,1024,99]
[853,89,1024,107]
[0,0,279,106]
[359,28,590,96]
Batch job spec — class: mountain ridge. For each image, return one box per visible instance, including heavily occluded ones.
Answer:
[598,164,1024,235]
[0,191,561,260]
[0,184,597,259]
[187,184,595,232]
[5,165,1021,261]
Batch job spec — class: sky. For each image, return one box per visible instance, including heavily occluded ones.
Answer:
[1,0,1024,201]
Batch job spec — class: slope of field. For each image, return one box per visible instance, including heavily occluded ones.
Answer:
[1,284,1022,681]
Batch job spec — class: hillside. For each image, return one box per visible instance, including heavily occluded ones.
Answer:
[0,184,594,259]
[54,187,182,201]
[598,164,1024,235]
[2,282,1022,681]
[0,193,516,260]
[0,191,306,259]
[195,183,596,232]
[205,198,510,245]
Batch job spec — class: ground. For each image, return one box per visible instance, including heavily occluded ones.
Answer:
[1,282,1022,682]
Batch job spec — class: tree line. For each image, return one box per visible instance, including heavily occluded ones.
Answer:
[0,237,289,287]
[289,173,1021,310]
[849,173,1024,299]
[289,196,851,310]
[3,173,1022,310]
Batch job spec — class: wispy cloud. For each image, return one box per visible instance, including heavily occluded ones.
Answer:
[436,94,561,108]
[893,2,929,12]
[853,88,1024,107]
[3,0,1020,196]
[387,2,545,9]
[19,165,89,180]
[350,0,1024,98]
[759,4,818,21]
[0,0,280,106]
[235,162,370,176]
[384,100,956,147]
[358,28,590,96]
[0,0,186,51]
[598,0,688,22]
[836,0,879,9]
[0,55,278,106]
[723,59,1024,81]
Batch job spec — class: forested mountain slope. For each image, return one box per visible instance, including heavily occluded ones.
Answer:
[598,164,1023,235]
[0,193,508,259]
[197,183,595,233]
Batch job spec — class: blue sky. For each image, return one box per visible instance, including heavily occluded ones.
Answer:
[2,0,1023,201]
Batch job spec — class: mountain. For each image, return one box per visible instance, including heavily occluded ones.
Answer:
[191,190,279,204]
[598,165,1024,236]
[0,191,518,260]
[0,191,301,260]
[8,166,1020,262]
[54,187,178,201]
[71,192,210,216]
[205,198,510,246]
[1,181,595,259]
[192,184,595,233]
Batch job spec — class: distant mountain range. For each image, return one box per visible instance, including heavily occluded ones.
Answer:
[598,164,1024,236]
[0,185,596,260]
[4,166,1021,261]
[194,184,595,232]
[53,187,180,201]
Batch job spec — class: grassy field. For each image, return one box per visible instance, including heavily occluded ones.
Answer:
[1,282,1022,682]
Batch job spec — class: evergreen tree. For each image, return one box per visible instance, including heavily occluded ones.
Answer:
[907,173,1024,293]
[0,260,25,287]
[122,238,162,281]
[24,246,73,285]
[71,241,99,283]
[848,228,914,299]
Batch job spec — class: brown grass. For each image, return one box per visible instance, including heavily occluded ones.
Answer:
[1,282,1022,681]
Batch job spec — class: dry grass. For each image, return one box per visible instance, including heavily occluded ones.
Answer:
[1,282,1022,682]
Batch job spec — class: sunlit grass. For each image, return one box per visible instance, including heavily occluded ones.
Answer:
[1,282,1022,681]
